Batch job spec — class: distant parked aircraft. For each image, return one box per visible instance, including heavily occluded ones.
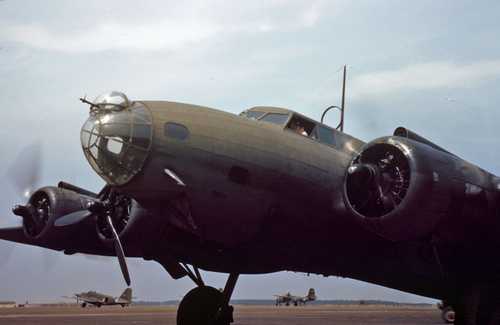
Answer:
[64,288,132,308]
[274,288,316,306]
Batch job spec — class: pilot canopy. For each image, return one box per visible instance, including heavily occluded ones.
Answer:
[80,91,153,185]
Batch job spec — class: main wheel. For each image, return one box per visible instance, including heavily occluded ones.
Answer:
[442,306,455,324]
[177,286,224,325]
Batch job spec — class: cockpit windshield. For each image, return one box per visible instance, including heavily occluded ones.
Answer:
[80,91,153,186]
[240,110,265,120]
[240,107,291,126]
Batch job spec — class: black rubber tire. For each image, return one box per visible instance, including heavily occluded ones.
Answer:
[177,286,223,325]
[442,306,455,324]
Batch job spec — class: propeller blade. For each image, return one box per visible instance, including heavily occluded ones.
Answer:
[380,192,397,212]
[0,242,15,268]
[106,215,131,286]
[6,142,42,200]
[54,210,92,227]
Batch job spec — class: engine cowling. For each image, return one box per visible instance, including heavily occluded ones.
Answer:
[19,186,95,241]
[343,128,498,241]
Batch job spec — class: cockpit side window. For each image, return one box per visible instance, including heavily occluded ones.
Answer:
[317,126,336,146]
[286,115,316,137]
[260,113,290,125]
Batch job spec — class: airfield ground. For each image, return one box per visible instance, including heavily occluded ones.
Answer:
[0,304,443,324]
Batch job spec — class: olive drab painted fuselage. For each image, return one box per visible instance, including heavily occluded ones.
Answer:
[3,92,500,304]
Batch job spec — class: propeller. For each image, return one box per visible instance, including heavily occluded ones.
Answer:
[54,210,92,227]
[1,143,42,267]
[5,143,42,227]
[106,214,131,286]
[7,143,94,231]
[103,188,131,286]
[4,143,131,286]
[6,143,42,202]
[56,187,131,286]
[5,143,130,285]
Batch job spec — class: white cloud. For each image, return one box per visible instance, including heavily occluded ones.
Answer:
[351,60,500,98]
[301,2,323,27]
[0,0,335,53]
[0,20,220,52]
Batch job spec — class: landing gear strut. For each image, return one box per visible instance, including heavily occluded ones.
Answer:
[450,284,500,325]
[177,264,239,325]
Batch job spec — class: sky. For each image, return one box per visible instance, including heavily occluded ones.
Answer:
[1,0,500,304]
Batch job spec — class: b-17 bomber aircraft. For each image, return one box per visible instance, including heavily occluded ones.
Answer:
[64,288,132,308]
[1,91,500,325]
[274,288,316,306]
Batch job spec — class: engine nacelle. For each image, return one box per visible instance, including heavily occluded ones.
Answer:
[343,128,499,241]
[20,186,95,241]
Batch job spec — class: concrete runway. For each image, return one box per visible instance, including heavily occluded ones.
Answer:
[0,305,444,324]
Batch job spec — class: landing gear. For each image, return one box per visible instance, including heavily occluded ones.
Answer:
[177,265,238,325]
[450,285,480,325]
[449,284,500,325]
[438,300,455,324]
[177,286,224,325]
[81,302,87,308]
[441,306,455,324]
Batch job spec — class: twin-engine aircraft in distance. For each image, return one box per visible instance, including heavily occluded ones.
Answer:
[1,90,500,325]
[64,288,132,308]
[274,288,316,306]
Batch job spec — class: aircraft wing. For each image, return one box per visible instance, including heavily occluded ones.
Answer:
[0,223,128,256]
[0,227,47,248]
[0,224,106,255]
[81,297,102,304]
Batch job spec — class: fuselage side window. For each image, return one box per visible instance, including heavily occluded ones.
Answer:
[164,122,190,141]
[260,113,290,125]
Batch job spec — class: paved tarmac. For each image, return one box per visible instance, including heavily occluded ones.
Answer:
[0,305,444,325]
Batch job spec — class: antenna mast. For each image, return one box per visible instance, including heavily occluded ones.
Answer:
[340,64,346,132]
[320,64,347,131]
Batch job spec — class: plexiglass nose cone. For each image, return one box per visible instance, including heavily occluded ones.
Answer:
[80,91,153,185]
